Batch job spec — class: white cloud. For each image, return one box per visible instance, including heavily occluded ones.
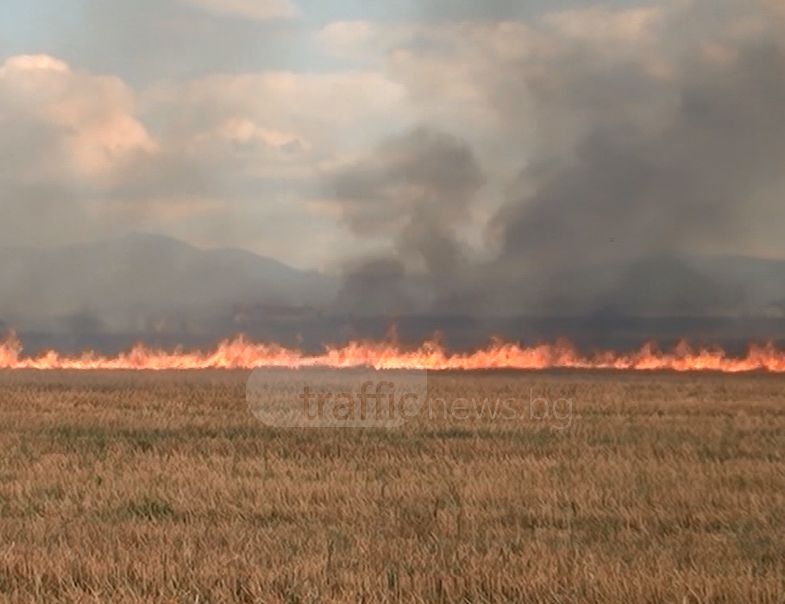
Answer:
[146,70,408,161]
[180,0,299,20]
[208,118,311,152]
[539,6,663,46]
[0,54,158,185]
[317,21,379,58]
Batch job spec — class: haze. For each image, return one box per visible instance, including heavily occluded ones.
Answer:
[2,0,785,348]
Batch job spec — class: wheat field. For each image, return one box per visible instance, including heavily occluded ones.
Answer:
[0,370,783,603]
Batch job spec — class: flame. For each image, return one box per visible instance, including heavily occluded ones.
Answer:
[2,332,785,372]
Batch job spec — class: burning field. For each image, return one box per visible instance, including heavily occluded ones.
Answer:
[0,368,783,602]
[2,334,785,602]
[5,0,785,599]
[5,333,785,373]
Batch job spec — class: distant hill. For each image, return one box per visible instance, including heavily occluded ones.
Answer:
[605,253,785,318]
[0,233,337,335]
[3,235,785,349]
[473,253,785,319]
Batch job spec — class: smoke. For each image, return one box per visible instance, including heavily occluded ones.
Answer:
[327,0,785,318]
[483,2,785,315]
[4,0,785,342]
[327,127,485,314]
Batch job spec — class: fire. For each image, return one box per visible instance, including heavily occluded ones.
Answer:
[2,332,785,372]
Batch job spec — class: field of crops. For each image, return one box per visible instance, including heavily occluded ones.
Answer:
[0,370,783,603]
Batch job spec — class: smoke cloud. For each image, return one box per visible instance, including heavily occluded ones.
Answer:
[327,127,484,313]
[486,6,785,315]
[325,0,785,318]
[4,0,785,346]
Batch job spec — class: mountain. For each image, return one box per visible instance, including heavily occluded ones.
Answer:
[478,253,785,319]
[688,255,785,317]
[0,233,337,335]
[2,235,785,350]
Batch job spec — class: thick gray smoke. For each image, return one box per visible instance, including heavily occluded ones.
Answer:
[328,0,785,318]
[328,127,484,314]
[5,0,785,349]
[488,38,785,315]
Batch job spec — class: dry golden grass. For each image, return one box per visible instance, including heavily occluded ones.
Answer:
[0,370,784,603]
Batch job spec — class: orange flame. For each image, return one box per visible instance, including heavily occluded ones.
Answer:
[2,333,785,372]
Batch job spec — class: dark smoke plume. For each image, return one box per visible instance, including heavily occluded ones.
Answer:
[327,127,485,314]
[329,0,785,319]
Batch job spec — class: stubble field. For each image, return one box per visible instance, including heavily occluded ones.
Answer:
[0,370,783,603]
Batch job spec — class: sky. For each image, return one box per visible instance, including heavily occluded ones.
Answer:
[1,0,785,283]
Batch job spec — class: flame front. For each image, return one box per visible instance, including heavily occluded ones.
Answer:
[2,333,785,372]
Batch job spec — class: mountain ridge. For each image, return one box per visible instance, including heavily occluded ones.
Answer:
[2,235,785,341]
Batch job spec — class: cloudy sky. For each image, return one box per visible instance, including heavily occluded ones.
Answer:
[1,0,784,279]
